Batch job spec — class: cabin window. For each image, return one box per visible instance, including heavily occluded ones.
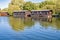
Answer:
[34,11,37,13]
[32,11,37,14]
[39,12,42,14]
[31,13,34,15]
[41,11,48,15]
[39,11,44,15]
[43,12,47,15]
[37,11,40,14]
[39,12,42,15]
[14,13,18,15]
[18,13,21,15]
[31,12,33,14]
[31,12,32,13]
[20,12,25,15]
[31,12,34,14]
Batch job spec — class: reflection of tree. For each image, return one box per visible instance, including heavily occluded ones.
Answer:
[50,18,60,30]
[39,18,52,28]
[24,17,34,27]
[53,18,60,30]
[9,17,34,31]
[40,21,51,28]
[51,18,57,27]
[9,16,25,31]
[39,17,60,30]
[9,16,60,31]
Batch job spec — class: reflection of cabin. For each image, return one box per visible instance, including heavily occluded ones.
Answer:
[13,10,52,18]
[32,17,52,22]
[0,12,9,16]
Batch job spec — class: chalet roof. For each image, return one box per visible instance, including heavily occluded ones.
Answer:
[31,10,51,11]
[14,10,28,12]
[14,10,52,12]
[0,11,8,13]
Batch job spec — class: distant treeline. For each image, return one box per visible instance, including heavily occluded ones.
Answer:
[0,0,60,15]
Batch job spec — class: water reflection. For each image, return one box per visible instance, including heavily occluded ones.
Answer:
[0,17,60,40]
[32,17,52,22]
[51,18,60,30]
[39,17,60,30]
[9,17,35,31]
[31,17,52,29]
[9,16,53,31]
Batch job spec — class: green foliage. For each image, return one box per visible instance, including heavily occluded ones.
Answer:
[55,0,60,14]
[10,0,24,9]
[1,8,8,12]
[8,0,24,15]
[39,1,55,8]
[2,0,60,15]
[23,2,37,10]
[45,0,60,14]
[39,1,56,14]
[8,4,20,15]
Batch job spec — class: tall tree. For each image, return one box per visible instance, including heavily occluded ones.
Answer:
[39,1,56,14]
[10,0,24,9]
[2,8,8,12]
[8,0,24,15]
[56,0,60,14]
[45,0,57,3]
[23,2,37,10]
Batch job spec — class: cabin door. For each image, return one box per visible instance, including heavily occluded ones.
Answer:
[25,11,31,17]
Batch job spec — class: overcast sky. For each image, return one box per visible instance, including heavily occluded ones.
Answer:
[0,0,44,9]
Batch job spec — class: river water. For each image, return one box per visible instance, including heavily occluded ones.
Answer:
[0,16,60,40]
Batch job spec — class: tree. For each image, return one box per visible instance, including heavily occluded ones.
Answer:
[45,0,57,3]
[2,8,8,12]
[23,2,37,10]
[45,0,60,14]
[39,1,56,14]
[8,0,24,15]
[56,0,60,14]
[8,4,20,15]
[10,0,24,9]
[2,0,60,15]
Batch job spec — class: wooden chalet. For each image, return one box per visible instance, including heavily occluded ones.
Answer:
[0,12,9,16]
[13,10,53,18]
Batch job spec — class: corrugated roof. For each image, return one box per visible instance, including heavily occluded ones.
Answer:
[14,10,51,12]
[14,10,28,12]
[31,10,51,11]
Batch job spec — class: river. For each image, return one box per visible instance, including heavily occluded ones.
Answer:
[0,16,60,40]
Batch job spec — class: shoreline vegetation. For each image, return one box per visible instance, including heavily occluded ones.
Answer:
[0,0,60,16]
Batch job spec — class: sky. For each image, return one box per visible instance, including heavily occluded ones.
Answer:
[0,0,44,9]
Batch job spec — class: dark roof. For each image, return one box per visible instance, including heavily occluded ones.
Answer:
[14,10,28,12]
[14,10,52,12]
[31,10,51,11]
